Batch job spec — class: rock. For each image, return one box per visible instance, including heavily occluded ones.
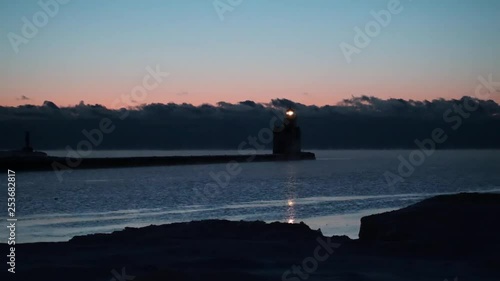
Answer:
[359,192,500,243]
[69,220,329,245]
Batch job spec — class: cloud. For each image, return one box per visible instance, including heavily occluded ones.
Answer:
[0,96,499,149]
[16,95,30,101]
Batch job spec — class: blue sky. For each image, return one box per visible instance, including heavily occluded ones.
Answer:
[1,0,499,107]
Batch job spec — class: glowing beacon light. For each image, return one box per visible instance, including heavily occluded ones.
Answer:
[273,108,301,155]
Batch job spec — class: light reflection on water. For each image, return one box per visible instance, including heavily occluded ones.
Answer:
[1,150,499,243]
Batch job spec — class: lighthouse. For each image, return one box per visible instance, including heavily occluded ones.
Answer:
[273,108,301,155]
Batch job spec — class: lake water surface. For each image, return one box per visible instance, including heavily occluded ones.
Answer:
[2,150,499,243]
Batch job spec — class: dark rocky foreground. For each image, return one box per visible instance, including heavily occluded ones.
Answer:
[2,193,500,281]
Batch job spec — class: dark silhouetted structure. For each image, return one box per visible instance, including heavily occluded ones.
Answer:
[23,131,34,152]
[273,108,301,155]
[0,131,47,158]
[0,123,314,170]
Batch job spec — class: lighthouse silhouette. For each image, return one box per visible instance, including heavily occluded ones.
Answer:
[273,108,301,155]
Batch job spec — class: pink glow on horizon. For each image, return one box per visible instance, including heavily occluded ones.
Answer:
[1,82,499,108]
[3,64,499,107]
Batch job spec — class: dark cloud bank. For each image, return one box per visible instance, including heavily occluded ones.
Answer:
[1,96,499,150]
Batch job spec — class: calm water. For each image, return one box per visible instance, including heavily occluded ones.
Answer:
[2,150,499,243]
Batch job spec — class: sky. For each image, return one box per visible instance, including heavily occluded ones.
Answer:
[1,0,500,108]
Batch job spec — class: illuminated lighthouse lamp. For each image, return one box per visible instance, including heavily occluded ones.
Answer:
[285,109,295,117]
